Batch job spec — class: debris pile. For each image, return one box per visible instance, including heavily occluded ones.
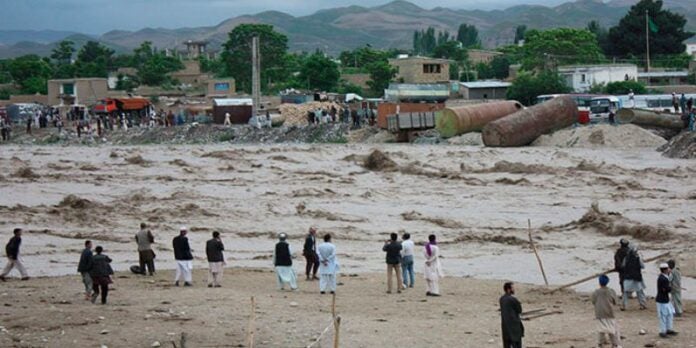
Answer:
[532,124,667,148]
[660,131,696,159]
[279,102,345,126]
[362,150,397,171]
[572,202,673,241]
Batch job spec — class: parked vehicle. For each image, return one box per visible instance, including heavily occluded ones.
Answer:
[617,93,696,113]
[590,96,621,122]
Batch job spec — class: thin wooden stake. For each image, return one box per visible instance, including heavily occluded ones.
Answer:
[528,219,549,286]
[247,296,256,348]
[333,316,341,348]
[522,310,563,321]
[331,292,337,318]
[180,332,187,348]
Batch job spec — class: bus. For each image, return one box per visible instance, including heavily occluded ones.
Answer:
[616,93,696,113]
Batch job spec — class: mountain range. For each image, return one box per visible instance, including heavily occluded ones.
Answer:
[0,0,694,58]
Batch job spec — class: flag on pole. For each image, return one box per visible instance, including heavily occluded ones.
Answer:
[648,16,658,33]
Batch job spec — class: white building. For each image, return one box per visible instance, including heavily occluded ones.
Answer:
[558,64,638,92]
[686,43,696,57]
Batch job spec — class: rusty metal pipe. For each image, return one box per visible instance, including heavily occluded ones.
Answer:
[435,101,523,138]
[616,108,683,130]
[482,96,578,147]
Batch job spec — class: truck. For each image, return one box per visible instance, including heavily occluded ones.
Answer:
[93,98,152,118]
[386,111,437,142]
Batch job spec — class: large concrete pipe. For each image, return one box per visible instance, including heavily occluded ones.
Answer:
[616,108,684,130]
[435,101,524,138]
[482,96,578,147]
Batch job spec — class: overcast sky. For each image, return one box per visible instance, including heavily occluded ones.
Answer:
[0,0,573,34]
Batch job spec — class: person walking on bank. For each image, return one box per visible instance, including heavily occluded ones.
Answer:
[303,227,319,281]
[423,234,443,296]
[77,240,94,300]
[657,263,678,338]
[667,260,682,317]
[383,233,403,294]
[273,233,298,291]
[591,275,622,348]
[621,244,647,310]
[401,233,415,289]
[0,228,29,281]
[317,234,338,294]
[206,231,225,288]
[135,223,156,276]
[613,238,630,295]
[90,246,113,305]
[173,226,193,287]
[500,282,524,348]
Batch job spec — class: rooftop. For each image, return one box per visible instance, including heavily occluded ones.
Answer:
[460,81,512,89]
[558,64,637,70]
[638,71,689,78]
[389,56,452,63]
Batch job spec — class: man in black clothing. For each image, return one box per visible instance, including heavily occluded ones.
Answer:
[90,246,113,305]
[657,263,677,338]
[0,228,29,281]
[274,233,298,290]
[613,238,630,294]
[206,231,225,288]
[500,282,524,348]
[382,232,403,294]
[173,227,193,287]
[77,240,94,300]
[302,227,319,281]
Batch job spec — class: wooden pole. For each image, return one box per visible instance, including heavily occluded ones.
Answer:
[333,316,341,348]
[549,251,671,293]
[522,310,563,321]
[180,332,187,348]
[247,296,256,348]
[528,219,549,286]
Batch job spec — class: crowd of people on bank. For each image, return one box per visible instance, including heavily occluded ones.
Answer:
[0,227,685,346]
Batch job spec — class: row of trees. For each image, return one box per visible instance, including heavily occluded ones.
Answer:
[0,40,184,96]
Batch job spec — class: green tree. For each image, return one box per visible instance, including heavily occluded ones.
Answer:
[138,54,184,86]
[506,70,570,106]
[606,0,693,56]
[586,21,610,55]
[339,47,393,69]
[413,27,437,55]
[457,24,480,48]
[521,28,605,70]
[366,60,396,97]
[221,24,289,93]
[50,40,75,64]
[514,25,527,44]
[299,53,340,91]
[432,40,467,62]
[605,80,647,95]
[7,55,53,94]
[74,41,115,77]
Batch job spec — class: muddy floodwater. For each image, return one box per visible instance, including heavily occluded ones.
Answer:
[1,144,694,298]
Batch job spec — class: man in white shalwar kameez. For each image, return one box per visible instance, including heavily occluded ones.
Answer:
[317,234,338,294]
[273,233,297,291]
[423,234,443,296]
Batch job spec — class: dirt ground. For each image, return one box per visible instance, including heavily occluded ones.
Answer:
[0,142,695,347]
[0,270,694,348]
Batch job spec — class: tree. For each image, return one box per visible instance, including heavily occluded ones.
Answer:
[514,25,527,44]
[138,54,184,86]
[587,21,610,55]
[490,56,510,79]
[221,24,289,93]
[51,40,75,64]
[299,53,340,91]
[74,41,115,78]
[606,0,693,56]
[366,61,396,97]
[506,70,570,106]
[457,24,480,48]
[339,47,393,69]
[7,55,53,94]
[521,28,605,70]
[605,80,647,95]
[432,40,467,62]
[413,27,437,55]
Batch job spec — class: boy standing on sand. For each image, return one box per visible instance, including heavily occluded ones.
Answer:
[591,275,622,348]
[0,228,29,281]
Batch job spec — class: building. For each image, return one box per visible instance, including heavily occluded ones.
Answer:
[459,81,511,100]
[207,79,236,98]
[212,98,252,124]
[686,43,696,57]
[184,40,208,60]
[47,78,109,106]
[389,56,451,84]
[467,49,503,65]
[558,64,638,92]
[171,60,210,86]
[638,71,690,86]
[340,73,370,90]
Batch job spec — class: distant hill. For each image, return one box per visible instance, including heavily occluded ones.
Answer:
[0,30,81,45]
[0,0,694,58]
